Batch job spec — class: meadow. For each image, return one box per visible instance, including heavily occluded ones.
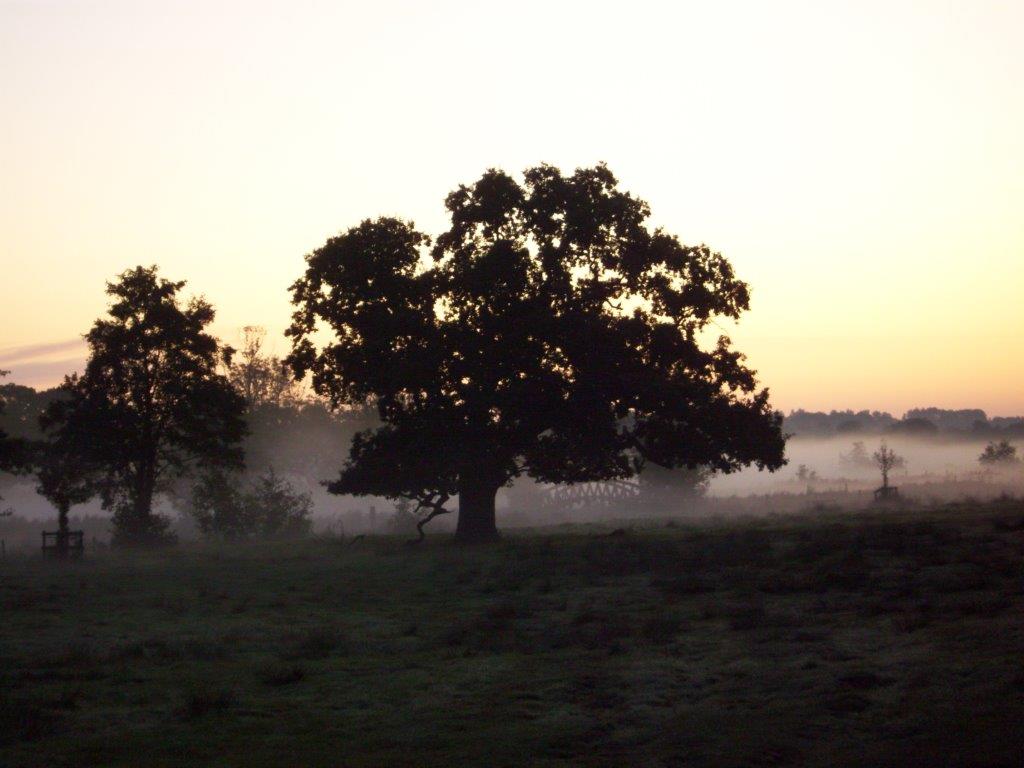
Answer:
[1,501,1022,767]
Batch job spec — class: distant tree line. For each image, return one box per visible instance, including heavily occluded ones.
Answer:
[784,409,1024,439]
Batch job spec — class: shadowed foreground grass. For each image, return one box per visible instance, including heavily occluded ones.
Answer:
[2,502,1022,767]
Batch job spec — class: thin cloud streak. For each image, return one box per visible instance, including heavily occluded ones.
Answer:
[1,357,84,388]
[0,338,85,365]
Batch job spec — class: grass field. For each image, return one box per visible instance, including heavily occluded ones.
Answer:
[2,502,1022,767]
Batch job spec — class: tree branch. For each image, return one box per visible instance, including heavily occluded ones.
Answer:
[408,492,451,544]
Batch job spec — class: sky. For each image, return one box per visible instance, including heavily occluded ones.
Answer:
[1,0,1021,415]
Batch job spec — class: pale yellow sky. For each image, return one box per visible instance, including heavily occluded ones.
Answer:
[1,1,1021,414]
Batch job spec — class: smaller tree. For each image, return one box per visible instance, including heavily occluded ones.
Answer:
[872,442,905,490]
[839,441,873,470]
[32,386,100,555]
[43,266,248,546]
[247,469,313,538]
[189,469,252,540]
[796,464,819,483]
[227,326,306,410]
[34,441,98,556]
[978,440,1019,467]
[189,468,312,540]
[388,498,421,538]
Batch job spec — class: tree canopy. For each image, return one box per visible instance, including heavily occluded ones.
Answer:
[41,266,247,545]
[32,429,98,554]
[0,371,16,475]
[289,164,786,541]
[872,442,905,489]
[227,326,307,410]
[979,440,1019,466]
[0,371,32,514]
[0,371,31,476]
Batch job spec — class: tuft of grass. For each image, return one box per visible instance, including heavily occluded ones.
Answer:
[891,609,932,633]
[825,692,871,715]
[484,601,519,623]
[651,574,714,598]
[178,687,235,721]
[259,663,306,687]
[48,685,83,711]
[113,636,228,662]
[566,608,632,651]
[279,625,347,660]
[639,612,685,644]
[837,671,894,691]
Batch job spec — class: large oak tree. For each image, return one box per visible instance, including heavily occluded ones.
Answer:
[42,266,247,545]
[288,165,786,541]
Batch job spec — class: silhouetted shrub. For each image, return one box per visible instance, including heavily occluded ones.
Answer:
[189,468,312,540]
[979,439,1019,466]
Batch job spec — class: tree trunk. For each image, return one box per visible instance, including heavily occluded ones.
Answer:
[113,466,166,546]
[57,500,70,558]
[455,475,500,543]
[134,480,154,522]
